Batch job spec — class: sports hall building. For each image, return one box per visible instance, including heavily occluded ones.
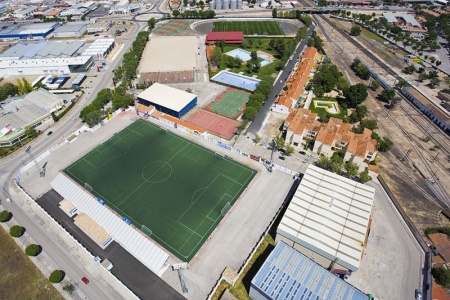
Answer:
[276,164,375,272]
[205,31,244,44]
[136,83,197,119]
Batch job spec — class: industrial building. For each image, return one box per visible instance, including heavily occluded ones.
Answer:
[53,21,88,38]
[0,89,66,147]
[136,83,197,118]
[81,38,115,60]
[382,13,423,31]
[60,1,97,17]
[276,164,375,272]
[0,22,59,40]
[205,31,244,44]
[87,20,112,33]
[0,40,85,60]
[250,242,369,300]
[209,0,243,9]
[14,6,38,19]
[0,56,93,76]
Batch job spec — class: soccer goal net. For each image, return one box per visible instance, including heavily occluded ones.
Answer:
[221,202,231,216]
[84,182,93,192]
[141,225,153,236]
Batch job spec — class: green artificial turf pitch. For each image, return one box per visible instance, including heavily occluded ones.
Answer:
[64,119,256,261]
[212,21,284,35]
[211,90,249,117]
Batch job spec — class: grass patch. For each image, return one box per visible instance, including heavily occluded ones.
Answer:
[360,27,385,44]
[310,98,346,119]
[213,235,276,299]
[213,21,284,35]
[0,226,63,299]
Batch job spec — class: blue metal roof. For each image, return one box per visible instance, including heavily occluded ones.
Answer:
[251,242,369,300]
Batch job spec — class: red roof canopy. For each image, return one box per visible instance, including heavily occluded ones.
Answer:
[205,31,244,44]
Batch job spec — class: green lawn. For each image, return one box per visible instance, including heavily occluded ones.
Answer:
[213,21,284,35]
[65,119,256,261]
[0,227,63,300]
[309,98,347,119]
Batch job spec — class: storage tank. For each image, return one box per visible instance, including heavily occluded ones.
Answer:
[390,97,402,111]
[237,0,242,9]
[209,1,215,9]
[223,0,230,9]
[215,0,222,9]
[230,0,237,9]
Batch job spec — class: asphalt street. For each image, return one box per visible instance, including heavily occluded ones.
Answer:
[36,189,185,300]
[247,24,316,134]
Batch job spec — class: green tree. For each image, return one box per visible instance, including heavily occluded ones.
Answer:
[242,106,258,120]
[318,0,327,6]
[344,161,359,178]
[377,136,393,152]
[272,8,278,18]
[0,82,19,101]
[390,26,402,35]
[350,25,361,36]
[218,39,225,52]
[432,267,450,288]
[378,88,396,103]
[49,270,64,284]
[16,78,33,94]
[111,93,133,109]
[24,127,39,138]
[429,77,441,89]
[295,26,308,42]
[254,134,261,144]
[211,46,222,66]
[172,9,180,17]
[0,210,10,222]
[315,156,332,170]
[285,144,295,156]
[85,110,105,127]
[360,119,378,130]
[418,72,428,82]
[147,17,156,29]
[275,135,285,150]
[63,283,75,294]
[10,225,23,238]
[358,169,372,183]
[25,244,40,256]
[402,65,416,74]
[396,79,408,89]
[343,83,368,108]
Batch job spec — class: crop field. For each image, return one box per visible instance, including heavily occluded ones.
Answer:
[213,21,284,35]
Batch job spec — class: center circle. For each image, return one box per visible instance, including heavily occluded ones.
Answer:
[142,161,172,183]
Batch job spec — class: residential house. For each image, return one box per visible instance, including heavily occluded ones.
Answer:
[285,108,321,148]
[272,47,317,114]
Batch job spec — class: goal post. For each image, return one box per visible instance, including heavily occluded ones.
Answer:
[84,182,93,192]
[221,202,231,216]
[141,225,152,236]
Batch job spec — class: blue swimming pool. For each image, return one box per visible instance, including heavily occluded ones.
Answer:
[211,70,261,92]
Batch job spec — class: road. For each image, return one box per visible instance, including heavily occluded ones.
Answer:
[0,18,146,300]
[247,24,315,134]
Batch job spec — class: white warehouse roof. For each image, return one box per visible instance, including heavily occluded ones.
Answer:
[383,13,421,27]
[277,164,375,271]
[137,83,197,112]
[51,173,169,277]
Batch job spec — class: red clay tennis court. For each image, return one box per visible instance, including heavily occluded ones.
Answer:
[186,110,239,139]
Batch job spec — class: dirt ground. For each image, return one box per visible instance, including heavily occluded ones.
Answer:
[315,18,450,230]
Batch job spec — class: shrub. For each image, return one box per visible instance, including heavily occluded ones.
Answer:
[0,210,11,222]
[432,267,450,288]
[49,270,64,283]
[25,244,40,256]
[10,225,23,237]
[63,283,75,294]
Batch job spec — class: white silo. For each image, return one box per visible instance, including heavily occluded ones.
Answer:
[215,0,222,9]
[237,0,243,9]
[223,0,230,9]
[209,1,215,9]
[230,0,237,9]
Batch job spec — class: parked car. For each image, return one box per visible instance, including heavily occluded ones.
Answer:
[47,131,53,136]
[299,150,307,155]
[6,198,11,203]
[415,289,422,300]
[279,156,286,160]
[82,277,89,284]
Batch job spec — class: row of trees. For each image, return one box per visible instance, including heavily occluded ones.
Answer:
[315,154,373,183]
[242,81,273,121]
[80,31,150,127]
[170,9,215,19]
[0,78,34,102]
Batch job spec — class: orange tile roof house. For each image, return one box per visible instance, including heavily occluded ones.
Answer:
[313,118,378,164]
[272,47,318,115]
[429,233,450,263]
[285,108,321,147]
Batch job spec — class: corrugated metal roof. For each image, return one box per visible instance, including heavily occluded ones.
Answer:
[277,165,375,271]
[54,21,88,34]
[251,242,369,300]
[51,173,169,277]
